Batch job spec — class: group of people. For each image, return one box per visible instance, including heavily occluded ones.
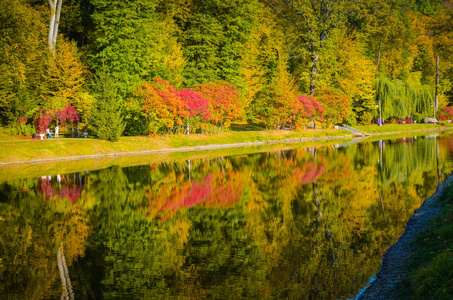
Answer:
[377,118,385,126]
[46,125,59,138]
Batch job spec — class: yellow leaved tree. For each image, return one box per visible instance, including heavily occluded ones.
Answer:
[320,30,376,124]
[47,38,86,101]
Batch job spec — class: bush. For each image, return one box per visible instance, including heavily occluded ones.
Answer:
[12,117,36,136]
[178,89,211,133]
[342,110,357,126]
[438,106,453,121]
[413,113,424,123]
[294,95,324,129]
[193,82,242,133]
[251,88,296,130]
[135,78,188,135]
[358,111,373,125]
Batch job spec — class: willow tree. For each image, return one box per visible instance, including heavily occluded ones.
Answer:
[374,73,434,120]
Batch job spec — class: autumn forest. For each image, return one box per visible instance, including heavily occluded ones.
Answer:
[1,0,453,140]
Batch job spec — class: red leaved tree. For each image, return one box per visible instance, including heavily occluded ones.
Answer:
[34,102,79,134]
[193,82,242,134]
[252,88,300,130]
[294,95,325,129]
[55,103,79,125]
[35,110,54,134]
[178,89,211,133]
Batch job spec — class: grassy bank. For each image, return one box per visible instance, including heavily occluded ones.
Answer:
[0,128,350,164]
[392,187,453,299]
[359,123,453,134]
[0,138,349,183]
[1,123,453,165]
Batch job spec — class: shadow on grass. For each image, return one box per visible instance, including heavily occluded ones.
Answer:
[229,122,266,132]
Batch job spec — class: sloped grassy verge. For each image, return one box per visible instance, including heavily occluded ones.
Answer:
[1,123,453,165]
[391,185,453,299]
[360,123,453,134]
[0,129,350,164]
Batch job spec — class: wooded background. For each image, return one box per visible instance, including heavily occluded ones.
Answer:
[1,0,452,137]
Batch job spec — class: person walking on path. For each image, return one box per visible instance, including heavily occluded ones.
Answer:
[55,125,59,138]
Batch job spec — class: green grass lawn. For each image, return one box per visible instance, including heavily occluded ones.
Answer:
[358,123,453,134]
[168,128,350,148]
[2,122,453,164]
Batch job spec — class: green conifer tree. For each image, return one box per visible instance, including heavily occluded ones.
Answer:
[89,72,125,142]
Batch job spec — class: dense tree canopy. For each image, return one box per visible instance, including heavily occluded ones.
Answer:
[1,0,453,137]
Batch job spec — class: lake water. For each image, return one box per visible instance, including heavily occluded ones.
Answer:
[2,132,453,299]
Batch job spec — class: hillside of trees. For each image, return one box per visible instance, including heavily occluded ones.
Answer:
[1,0,452,139]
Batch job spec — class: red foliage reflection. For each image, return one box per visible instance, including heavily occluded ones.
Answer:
[37,176,82,204]
[150,172,243,221]
[296,162,326,184]
[181,174,213,207]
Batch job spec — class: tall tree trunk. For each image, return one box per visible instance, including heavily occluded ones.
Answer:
[435,55,439,112]
[48,0,56,51]
[48,0,63,55]
[57,245,74,300]
[310,43,318,95]
[53,0,63,46]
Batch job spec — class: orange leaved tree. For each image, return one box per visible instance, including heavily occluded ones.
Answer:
[315,88,350,128]
[136,78,189,135]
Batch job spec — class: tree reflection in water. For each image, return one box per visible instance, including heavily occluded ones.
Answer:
[38,174,82,204]
[1,134,453,299]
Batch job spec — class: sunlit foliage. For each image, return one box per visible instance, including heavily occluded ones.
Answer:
[193,82,242,133]
[137,78,189,135]
[1,0,453,135]
[178,89,211,133]
[315,88,350,127]
[374,73,435,120]
[252,89,324,130]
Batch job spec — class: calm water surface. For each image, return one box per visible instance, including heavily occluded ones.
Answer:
[2,133,453,299]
